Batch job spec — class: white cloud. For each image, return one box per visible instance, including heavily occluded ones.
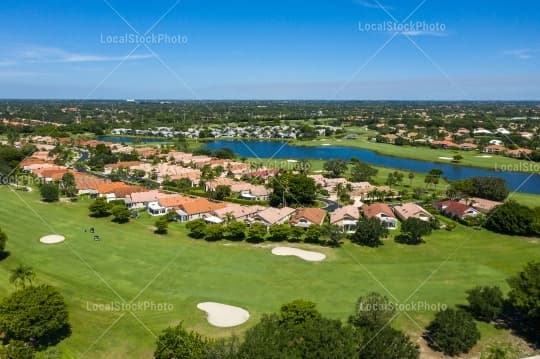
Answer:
[401,30,447,37]
[13,45,152,64]
[503,49,539,60]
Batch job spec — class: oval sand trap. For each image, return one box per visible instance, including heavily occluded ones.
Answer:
[272,246,326,262]
[39,235,65,244]
[197,302,250,327]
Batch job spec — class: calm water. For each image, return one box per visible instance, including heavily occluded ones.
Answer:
[206,140,540,195]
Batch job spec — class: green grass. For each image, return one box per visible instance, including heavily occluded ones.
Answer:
[0,187,539,358]
[292,137,539,173]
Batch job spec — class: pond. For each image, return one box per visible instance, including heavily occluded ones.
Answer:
[205,140,540,195]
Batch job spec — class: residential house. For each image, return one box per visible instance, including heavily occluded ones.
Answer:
[126,190,170,209]
[362,203,398,230]
[330,205,359,233]
[290,208,327,228]
[212,204,266,222]
[459,197,502,214]
[435,200,480,220]
[483,144,506,154]
[249,207,296,227]
[393,203,433,222]
[148,195,195,216]
[176,198,228,222]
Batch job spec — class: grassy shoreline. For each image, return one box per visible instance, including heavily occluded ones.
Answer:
[291,138,540,174]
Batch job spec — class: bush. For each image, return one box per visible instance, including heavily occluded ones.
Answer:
[205,224,223,242]
[224,221,247,241]
[111,205,130,224]
[88,198,112,218]
[350,218,388,247]
[154,217,168,235]
[0,285,70,347]
[506,261,540,334]
[484,201,539,236]
[154,323,207,359]
[40,184,59,202]
[466,286,504,322]
[0,340,35,359]
[186,219,207,239]
[425,308,480,356]
[246,223,267,243]
[0,227,7,255]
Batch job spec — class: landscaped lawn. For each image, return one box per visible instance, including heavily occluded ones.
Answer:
[0,187,538,358]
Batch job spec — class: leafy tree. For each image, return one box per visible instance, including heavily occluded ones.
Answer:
[270,173,317,207]
[205,224,223,242]
[425,308,480,356]
[484,201,539,236]
[396,218,433,245]
[304,224,322,244]
[323,160,348,178]
[111,205,130,224]
[237,303,356,359]
[357,325,420,359]
[288,226,304,243]
[224,221,247,241]
[60,172,77,198]
[0,285,70,347]
[186,219,207,239]
[0,340,35,359]
[408,172,415,187]
[40,183,59,202]
[0,227,7,255]
[154,217,169,235]
[205,336,240,359]
[452,177,509,201]
[321,224,344,247]
[350,161,378,182]
[154,323,207,359]
[211,185,232,201]
[9,264,35,289]
[506,261,540,333]
[88,197,111,218]
[349,292,395,329]
[351,218,388,247]
[268,224,291,242]
[246,223,267,243]
[466,286,504,322]
[279,300,321,326]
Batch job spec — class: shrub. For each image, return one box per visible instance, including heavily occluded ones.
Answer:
[466,286,504,322]
[425,308,480,356]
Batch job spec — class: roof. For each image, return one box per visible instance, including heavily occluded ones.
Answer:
[213,204,265,220]
[461,197,502,214]
[330,205,360,224]
[290,208,327,225]
[393,203,432,221]
[178,198,227,215]
[96,182,129,194]
[129,190,169,203]
[158,195,195,209]
[435,200,477,218]
[253,207,296,225]
[362,203,395,219]
[73,173,107,191]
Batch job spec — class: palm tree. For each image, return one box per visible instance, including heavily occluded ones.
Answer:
[9,264,35,289]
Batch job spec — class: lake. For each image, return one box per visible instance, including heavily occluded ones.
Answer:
[205,140,540,195]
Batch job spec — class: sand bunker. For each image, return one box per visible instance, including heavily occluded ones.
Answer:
[322,143,331,146]
[476,155,492,158]
[271,246,326,262]
[197,302,250,327]
[39,235,65,244]
[438,157,453,160]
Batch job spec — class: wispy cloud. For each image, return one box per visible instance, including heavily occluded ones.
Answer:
[0,71,53,78]
[503,48,540,60]
[401,30,448,37]
[18,46,153,63]
[4,45,152,65]
[354,0,394,10]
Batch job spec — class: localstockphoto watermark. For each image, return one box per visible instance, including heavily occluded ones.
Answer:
[86,301,174,313]
[495,162,540,173]
[358,21,446,35]
[100,33,188,45]
[358,300,447,313]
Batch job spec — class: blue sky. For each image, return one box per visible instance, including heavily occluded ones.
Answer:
[0,0,539,100]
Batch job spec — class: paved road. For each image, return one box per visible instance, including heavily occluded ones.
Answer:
[319,198,339,212]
